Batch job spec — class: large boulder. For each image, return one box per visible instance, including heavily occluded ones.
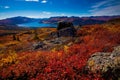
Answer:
[57,22,76,37]
[87,46,120,79]
[57,22,74,30]
[49,22,76,38]
[87,46,120,72]
[57,27,76,37]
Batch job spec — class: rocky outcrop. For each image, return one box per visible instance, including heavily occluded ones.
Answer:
[57,22,76,37]
[49,27,76,38]
[58,27,76,37]
[87,46,120,73]
[49,22,76,38]
[87,46,120,79]
[87,46,120,72]
[32,42,46,50]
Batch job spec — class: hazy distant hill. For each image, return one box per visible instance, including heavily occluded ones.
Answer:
[41,15,120,25]
[0,16,40,25]
[82,15,120,21]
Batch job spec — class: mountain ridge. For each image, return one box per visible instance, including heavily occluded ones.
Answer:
[0,15,120,27]
[0,16,41,25]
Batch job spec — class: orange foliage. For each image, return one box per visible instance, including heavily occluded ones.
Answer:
[0,23,120,80]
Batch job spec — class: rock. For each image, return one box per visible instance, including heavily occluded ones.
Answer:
[49,27,76,38]
[49,38,63,44]
[87,46,120,73]
[33,42,46,50]
[49,32,58,38]
[57,22,74,30]
[58,27,76,37]
[49,22,76,38]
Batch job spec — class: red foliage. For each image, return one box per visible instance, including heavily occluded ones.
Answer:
[0,23,120,80]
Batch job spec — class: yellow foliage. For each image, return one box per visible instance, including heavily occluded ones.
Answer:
[64,45,69,53]
[114,57,120,65]
[88,60,95,67]
[107,27,120,33]
[0,50,18,68]
[0,44,5,47]
[51,48,56,52]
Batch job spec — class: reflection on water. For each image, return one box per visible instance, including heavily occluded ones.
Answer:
[18,22,57,28]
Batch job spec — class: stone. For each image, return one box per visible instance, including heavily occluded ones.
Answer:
[33,42,46,50]
[58,27,76,37]
[87,46,120,73]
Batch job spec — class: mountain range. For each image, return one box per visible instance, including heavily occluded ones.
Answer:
[41,15,120,25]
[0,15,120,27]
[0,16,40,25]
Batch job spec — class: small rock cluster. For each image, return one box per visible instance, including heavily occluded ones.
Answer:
[33,42,46,50]
[32,37,73,50]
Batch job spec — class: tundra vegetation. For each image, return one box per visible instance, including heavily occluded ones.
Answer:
[0,20,120,80]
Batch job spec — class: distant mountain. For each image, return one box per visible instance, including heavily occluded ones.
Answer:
[0,16,40,25]
[0,15,120,27]
[82,15,120,21]
[41,15,120,25]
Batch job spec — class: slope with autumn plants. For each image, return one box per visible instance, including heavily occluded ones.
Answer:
[0,19,120,80]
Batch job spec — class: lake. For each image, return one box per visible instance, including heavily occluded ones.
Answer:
[18,22,57,28]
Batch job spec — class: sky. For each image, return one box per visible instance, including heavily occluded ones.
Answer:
[0,0,120,19]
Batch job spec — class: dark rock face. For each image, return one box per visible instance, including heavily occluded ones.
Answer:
[58,27,76,37]
[57,22,74,30]
[49,22,76,38]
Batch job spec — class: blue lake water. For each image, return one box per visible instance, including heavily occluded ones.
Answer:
[18,22,57,28]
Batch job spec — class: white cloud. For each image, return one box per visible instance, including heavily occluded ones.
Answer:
[42,11,51,14]
[0,6,10,9]
[41,0,47,3]
[91,0,113,8]
[4,6,10,9]
[90,0,120,16]
[25,0,39,2]
[91,5,120,16]
[61,13,65,16]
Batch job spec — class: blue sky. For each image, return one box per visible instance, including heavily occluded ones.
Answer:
[0,0,120,19]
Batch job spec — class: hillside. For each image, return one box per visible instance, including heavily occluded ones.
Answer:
[0,19,120,80]
[0,16,40,25]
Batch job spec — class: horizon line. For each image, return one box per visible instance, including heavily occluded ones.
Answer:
[0,15,120,20]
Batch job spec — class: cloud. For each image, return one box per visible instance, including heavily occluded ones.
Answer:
[0,6,10,9]
[91,5,120,16]
[25,0,39,2]
[90,0,120,16]
[42,11,51,14]
[4,6,10,9]
[41,0,47,3]
[61,13,65,16]
[91,0,113,8]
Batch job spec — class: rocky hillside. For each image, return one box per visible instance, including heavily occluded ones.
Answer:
[0,19,120,80]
